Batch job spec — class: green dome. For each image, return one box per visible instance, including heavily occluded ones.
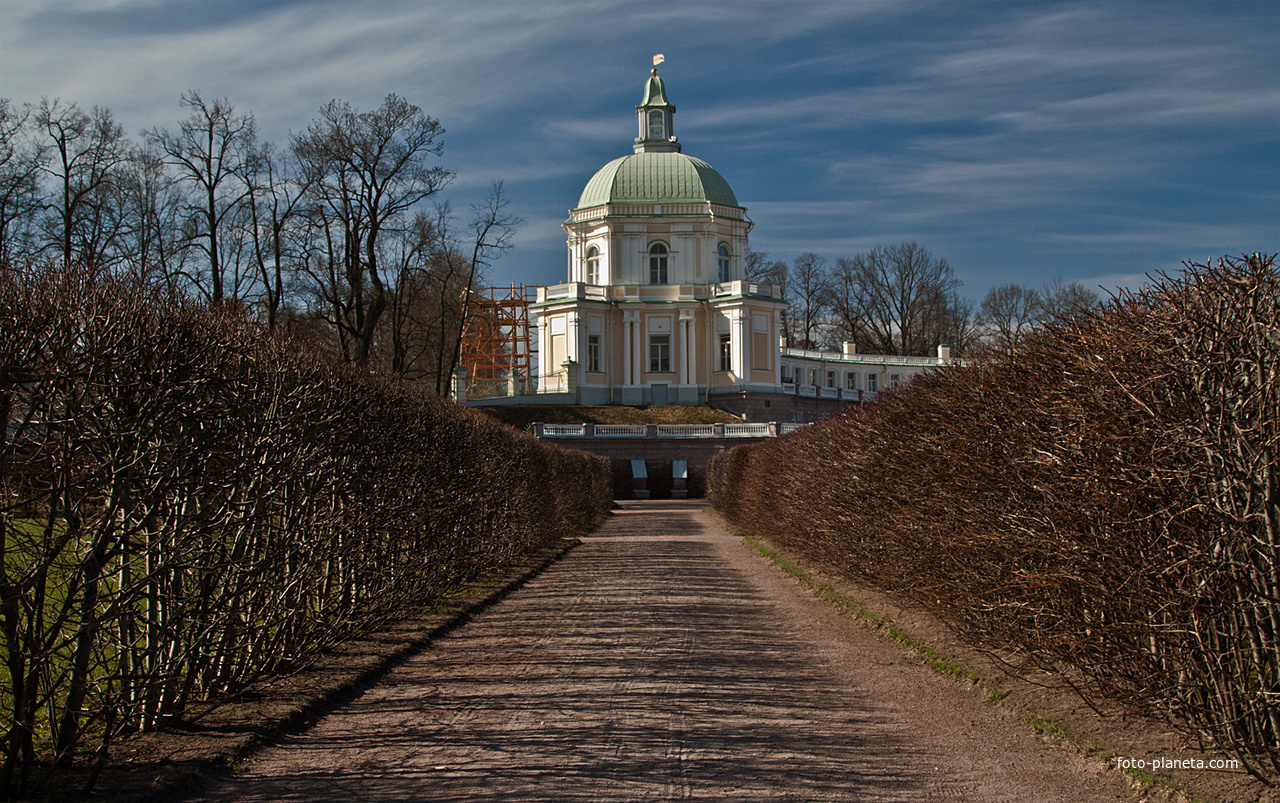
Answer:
[575,152,740,210]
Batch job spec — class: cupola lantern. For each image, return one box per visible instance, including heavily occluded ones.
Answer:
[635,59,680,153]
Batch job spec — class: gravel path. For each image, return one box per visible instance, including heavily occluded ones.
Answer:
[182,500,1135,802]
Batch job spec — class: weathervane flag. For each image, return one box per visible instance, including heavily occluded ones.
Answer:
[653,54,665,67]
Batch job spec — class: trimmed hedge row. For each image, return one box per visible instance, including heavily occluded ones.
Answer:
[710,254,1279,783]
[0,265,612,795]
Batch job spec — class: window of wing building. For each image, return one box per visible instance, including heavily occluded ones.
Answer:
[649,243,668,284]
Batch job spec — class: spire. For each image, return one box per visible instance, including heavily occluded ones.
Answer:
[635,57,679,153]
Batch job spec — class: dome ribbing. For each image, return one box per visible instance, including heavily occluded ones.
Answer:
[575,152,740,209]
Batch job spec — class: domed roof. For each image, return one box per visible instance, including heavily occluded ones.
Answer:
[575,151,740,210]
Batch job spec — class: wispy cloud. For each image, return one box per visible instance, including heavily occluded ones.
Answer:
[0,0,1274,298]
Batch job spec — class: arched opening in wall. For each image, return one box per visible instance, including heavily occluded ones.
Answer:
[585,246,600,285]
[717,243,731,283]
[649,242,668,284]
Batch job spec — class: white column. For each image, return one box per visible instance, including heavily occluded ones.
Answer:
[680,317,688,385]
[622,318,632,387]
[634,317,645,386]
[681,312,694,386]
[731,308,747,381]
[740,309,751,382]
[567,311,581,385]
[675,313,685,386]
[773,308,783,384]
[537,316,548,387]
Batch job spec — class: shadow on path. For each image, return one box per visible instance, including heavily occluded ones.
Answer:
[183,501,937,801]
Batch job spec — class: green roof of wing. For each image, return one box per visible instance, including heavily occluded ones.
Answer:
[575,152,740,209]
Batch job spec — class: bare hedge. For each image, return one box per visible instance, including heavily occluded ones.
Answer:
[710,254,1279,784]
[0,265,612,795]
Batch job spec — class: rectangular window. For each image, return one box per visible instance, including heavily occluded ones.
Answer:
[867,373,879,393]
[649,335,671,373]
[890,373,901,390]
[718,333,731,372]
[809,369,818,386]
[846,371,858,390]
[587,335,601,373]
[649,250,668,284]
[826,370,836,388]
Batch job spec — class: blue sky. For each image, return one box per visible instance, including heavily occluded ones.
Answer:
[1,0,1276,300]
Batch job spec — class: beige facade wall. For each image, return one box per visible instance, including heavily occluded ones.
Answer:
[536,199,785,401]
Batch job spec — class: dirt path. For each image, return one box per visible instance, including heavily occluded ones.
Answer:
[182,500,1136,802]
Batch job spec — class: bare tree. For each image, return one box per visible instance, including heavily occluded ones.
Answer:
[980,283,1042,349]
[830,256,866,350]
[293,94,453,363]
[146,92,256,305]
[377,211,443,378]
[244,141,311,328]
[935,290,978,355]
[979,278,1099,350]
[831,242,961,356]
[115,145,189,289]
[34,98,129,270]
[439,182,519,396]
[744,248,770,283]
[0,99,46,267]
[1039,277,1099,320]
[790,251,831,349]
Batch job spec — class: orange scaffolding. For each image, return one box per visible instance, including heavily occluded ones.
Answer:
[460,284,534,399]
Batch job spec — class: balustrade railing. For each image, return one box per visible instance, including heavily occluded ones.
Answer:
[656,424,716,437]
[533,421,806,440]
[595,424,647,437]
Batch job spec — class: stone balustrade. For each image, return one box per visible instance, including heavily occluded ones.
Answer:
[533,421,806,439]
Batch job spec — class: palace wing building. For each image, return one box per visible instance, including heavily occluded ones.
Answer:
[532,66,787,408]
[472,66,953,420]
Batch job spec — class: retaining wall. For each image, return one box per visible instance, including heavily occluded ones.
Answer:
[533,423,782,498]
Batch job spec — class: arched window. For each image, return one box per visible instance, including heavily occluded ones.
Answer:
[585,246,600,285]
[649,243,668,284]
[648,110,664,139]
[717,243,731,283]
